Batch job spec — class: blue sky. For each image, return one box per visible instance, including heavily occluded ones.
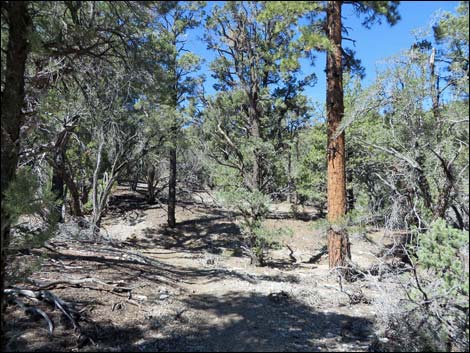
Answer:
[185,1,460,106]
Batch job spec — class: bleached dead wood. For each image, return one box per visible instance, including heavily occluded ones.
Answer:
[4,288,80,332]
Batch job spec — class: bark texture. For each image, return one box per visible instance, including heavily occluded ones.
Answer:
[328,228,351,268]
[0,1,30,348]
[326,0,351,268]
[168,146,177,228]
[249,96,262,191]
[51,157,65,222]
[147,165,157,204]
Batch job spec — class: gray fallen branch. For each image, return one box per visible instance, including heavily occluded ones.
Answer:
[306,245,328,264]
[5,287,96,347]
[43,290,79,330]
[286,245,297,263]
[5,288,80,332]
[31,277,133,293]
[10,297,54,334]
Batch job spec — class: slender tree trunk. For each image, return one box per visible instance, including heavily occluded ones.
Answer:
[168,146,177,227]
[249,93,262,191]
[346,170,355,213]
[131,176,138,191]
[50,130,72,223]
[0,1,30,348]
[287,151,293,203]
[429,47,454,221]
[80,183,92,207]
[251,117,261,191]
[66,177,84,217]
[92,145,123,231]
[168,49,178,228]
[92,137,104,229]
[326,0,350,268]
[130,162,140,191]
[147,165,156,204]
[50,156,83,218]
[49,159,83,217]
[429,48,442,134]
[51,162,65,222]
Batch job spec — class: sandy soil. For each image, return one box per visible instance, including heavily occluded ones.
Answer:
[4,188,400,352]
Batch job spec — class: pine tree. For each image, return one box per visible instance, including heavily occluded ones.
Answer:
[323,1,400,268]
[1,2,31,345]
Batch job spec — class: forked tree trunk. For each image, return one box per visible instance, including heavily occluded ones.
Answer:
[0,1,30,348]
[326,0,351,268]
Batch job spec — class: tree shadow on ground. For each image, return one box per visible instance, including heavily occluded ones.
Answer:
[108,192,150,212]
[7,291,374,352]
[171,291,374,352]
[107,189,244,254]
[139,213,243,254]
[28,245,288,288]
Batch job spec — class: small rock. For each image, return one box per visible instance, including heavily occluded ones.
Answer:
[268,291,289,304]
[151,321,161,329]
[134,294,148,302]
[159,294,170,300]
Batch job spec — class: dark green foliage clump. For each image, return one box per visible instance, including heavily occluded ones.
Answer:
[4,167,58,250]
[218,189,291,266]
[418,219,469,298]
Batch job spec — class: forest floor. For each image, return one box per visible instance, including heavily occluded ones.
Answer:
[4,186,404,352]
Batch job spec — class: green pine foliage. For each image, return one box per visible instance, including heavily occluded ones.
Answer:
[3,167,58,250]
[296,123,326,206]
[217,189,292,266]
[418,219,469,299]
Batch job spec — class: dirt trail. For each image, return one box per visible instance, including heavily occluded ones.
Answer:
[5,189,392,352]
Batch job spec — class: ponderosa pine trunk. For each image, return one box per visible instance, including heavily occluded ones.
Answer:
[326,0,351,269]
[0,1,30,348]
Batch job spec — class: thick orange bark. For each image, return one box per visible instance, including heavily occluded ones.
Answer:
[328,229,350,268]
[326,1,351,268]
